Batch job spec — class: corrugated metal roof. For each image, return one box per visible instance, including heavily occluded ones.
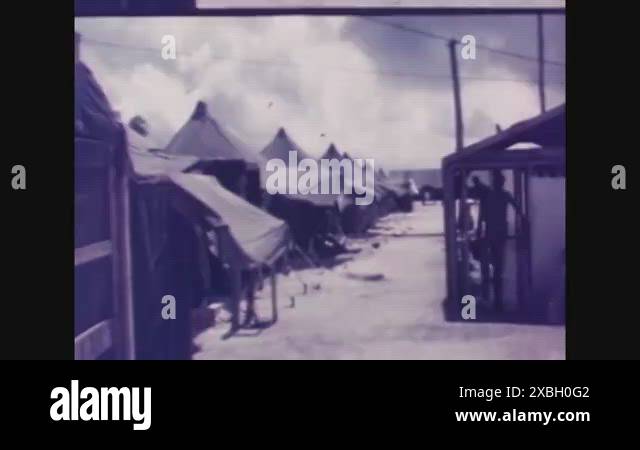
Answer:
[443,104,565,167]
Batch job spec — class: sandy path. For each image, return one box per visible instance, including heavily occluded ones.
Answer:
[193,203,565,359]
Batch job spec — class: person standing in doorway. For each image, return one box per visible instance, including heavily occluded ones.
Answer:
[476,171,525,311]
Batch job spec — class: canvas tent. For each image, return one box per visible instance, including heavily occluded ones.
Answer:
[319,146,376,200]
[76,57,290,358]
[261,128,338,207]
[169,173,290,266]
[321,143,344,161]
[129,128,291,355]
[165,101,264,205]
[261,127,313,161]
[335,148,398,233]
[130,134,290,268]
[166,101,260,163]
[260,129,344,251]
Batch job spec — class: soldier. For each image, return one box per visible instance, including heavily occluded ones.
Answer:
[477,171,525,311]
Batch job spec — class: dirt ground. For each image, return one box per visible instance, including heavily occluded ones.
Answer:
[193,202,565,360]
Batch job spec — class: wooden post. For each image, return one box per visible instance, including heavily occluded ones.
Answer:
[215,223,242,334]
[537,14,546,113]
[514,169,524,311]
[270,269,278,324]
[524,168,533,292]
[460,170,469,295]
[443,168,459,309]
[229,266,242,332]
[75,32,80,64]
[257,265,264,291]
[449,39,464,152]
[245,271,256,327]
[110,130,135,360]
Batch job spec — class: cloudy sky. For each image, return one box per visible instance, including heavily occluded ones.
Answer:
[75,12,565,169]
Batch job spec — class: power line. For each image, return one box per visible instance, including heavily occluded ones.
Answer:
[82,37,565,86]
[359,17,566,67]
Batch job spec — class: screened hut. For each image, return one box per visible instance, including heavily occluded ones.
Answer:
[441,104,566,324]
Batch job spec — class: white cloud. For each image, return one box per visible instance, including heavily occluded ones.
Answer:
[75,16,564,169]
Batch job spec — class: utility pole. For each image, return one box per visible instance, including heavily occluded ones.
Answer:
[537,14,546,113]
[449,38,467,255]
[448,39,464,152]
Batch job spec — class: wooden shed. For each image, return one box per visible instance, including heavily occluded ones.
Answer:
[441,104,565,324]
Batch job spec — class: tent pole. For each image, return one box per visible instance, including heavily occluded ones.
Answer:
[110,129,136,360]
[514,169,524,311]
[443,167,458,311]
[215,223,241,336]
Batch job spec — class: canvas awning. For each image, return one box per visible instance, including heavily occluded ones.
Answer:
[128,136,290,266]
[130,147,200,178]
[169,173,290,266]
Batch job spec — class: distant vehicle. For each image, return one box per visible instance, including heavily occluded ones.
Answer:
[396,178,419,212]
[419,184,443,203]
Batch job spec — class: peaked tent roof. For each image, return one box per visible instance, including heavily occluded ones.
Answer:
[126,120,200,176]
[321,143,344,160]
[339,150,390,199]
[165,101,262,164]
[128,134,199,178]
[261,127,312,162]
[260,128,343,208]
[315,146,378,202]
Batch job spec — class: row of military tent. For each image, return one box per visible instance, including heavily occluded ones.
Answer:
[76,56,402,357]
[75,60,291,359]
[318,143,401,233]
[259,128,346,252]
[163,100,402,251]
